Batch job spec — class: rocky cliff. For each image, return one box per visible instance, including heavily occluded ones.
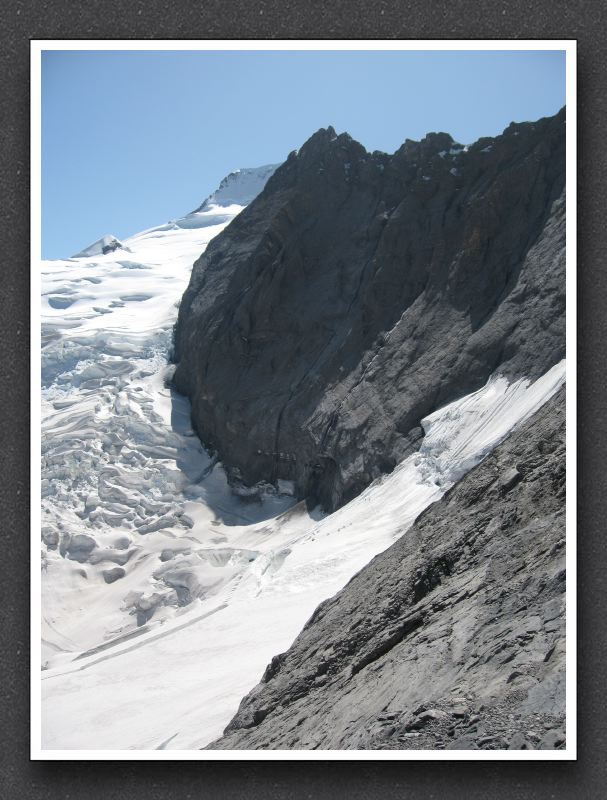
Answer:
[173,109,565,510]
[208,388,566,751]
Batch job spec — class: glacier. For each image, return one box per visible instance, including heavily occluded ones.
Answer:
[39,167,565,752]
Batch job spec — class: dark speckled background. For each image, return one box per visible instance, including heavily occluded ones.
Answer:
[2,2,605,797]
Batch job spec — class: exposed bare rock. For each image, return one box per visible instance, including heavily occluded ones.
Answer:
[173,109,565,511]
[208,389,566,750]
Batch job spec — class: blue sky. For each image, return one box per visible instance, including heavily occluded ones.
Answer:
[41,49,565,259]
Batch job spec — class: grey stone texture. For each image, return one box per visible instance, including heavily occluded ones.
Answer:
[209,389,566,750]
[174,109,565,511]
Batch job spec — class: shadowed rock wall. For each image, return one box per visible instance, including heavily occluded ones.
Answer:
[174,109,565,510]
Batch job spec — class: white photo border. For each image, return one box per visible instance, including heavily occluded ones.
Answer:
[30,38,577,761]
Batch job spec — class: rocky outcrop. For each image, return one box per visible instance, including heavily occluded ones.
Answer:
[173,109,565,511]
[72,234,128,258]
[208,388,566,751]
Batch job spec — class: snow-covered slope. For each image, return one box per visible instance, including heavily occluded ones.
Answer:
[39,163,565,752]
[40,167,284,667]
[193,164,279,212]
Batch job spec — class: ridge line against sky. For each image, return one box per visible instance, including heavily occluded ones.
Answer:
[41,49,565,259]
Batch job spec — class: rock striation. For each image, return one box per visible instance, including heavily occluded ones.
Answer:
[208,388,566,751]
[173,109,565,511]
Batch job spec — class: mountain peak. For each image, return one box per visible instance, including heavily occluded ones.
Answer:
[72,234,129,259]
[194,164,280,213]
[174,108,566,512]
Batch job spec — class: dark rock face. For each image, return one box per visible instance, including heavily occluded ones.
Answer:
[101,237,123,255]
[208,389,566,751]
[102,567,125,584]
[173,109,565,510]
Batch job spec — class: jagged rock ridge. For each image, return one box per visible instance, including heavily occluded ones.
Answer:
[173,109,565,511]
[208,389,566,751]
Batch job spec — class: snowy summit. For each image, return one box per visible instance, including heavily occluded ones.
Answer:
[193,164,279,212]
[72,234,129,259]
